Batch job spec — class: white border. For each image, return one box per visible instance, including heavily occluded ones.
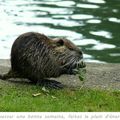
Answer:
[0,112,120,120]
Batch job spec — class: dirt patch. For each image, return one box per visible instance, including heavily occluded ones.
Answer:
[0,59,120,90]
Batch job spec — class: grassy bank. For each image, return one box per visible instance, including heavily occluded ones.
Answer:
[0,81,120,112]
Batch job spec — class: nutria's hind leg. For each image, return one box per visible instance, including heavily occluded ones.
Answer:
[37,79,64,89]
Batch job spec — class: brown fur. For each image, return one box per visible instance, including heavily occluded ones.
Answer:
[0,32,84,87]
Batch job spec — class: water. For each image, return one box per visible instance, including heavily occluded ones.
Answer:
[0,0,120,63]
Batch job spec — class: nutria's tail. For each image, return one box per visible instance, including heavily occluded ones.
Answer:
[0,70,18,80]
[0,74,8,80]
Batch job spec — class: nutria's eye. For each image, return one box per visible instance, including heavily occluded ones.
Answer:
[57,39,64,46]
[68,47,74,51]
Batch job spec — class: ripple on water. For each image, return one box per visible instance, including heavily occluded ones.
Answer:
[83,54,104,63]
[84,54,92,59]
[83,54,105,63]
[35,6,72,14]
[109,53,120,57]
[77,3,100,9]
[112,9,118,13]
[86,0,105,4]
[52,15,69,19]
[14,17,81,27]
[7,5,72,15]
[73,39,99,46]
[86,19,101,24]
[46,1,75,7]
[92,43,116,50]
[108,18,120,23]
[90,31,113,39]
[71,14,94,20]
[10,1,75,8]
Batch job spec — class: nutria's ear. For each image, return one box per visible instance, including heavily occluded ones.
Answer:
[57,39,64,46]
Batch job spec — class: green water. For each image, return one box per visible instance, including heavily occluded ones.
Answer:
[0,0,120,63]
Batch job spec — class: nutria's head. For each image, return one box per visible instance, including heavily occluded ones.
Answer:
[50,38,85,74]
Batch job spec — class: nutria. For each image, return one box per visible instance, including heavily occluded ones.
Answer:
[0,32,85,89]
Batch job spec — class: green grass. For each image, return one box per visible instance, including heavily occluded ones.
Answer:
[0,81,120,112]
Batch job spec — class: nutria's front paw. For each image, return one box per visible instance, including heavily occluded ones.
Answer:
[70,69,79,75]
[37,79,64,89]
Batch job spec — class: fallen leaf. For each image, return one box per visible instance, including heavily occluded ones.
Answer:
[32,93,41,97]
[51,96,57,99]
[42,87,49,93]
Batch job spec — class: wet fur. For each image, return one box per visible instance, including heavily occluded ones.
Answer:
[0,32,84,88]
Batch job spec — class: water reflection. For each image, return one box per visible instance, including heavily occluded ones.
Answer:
[45,1,75,7]
[90,31,112,39]
[86,19,101,24]
[77,3,100,9]
[86,0,105,4]
[92,43,115,50]
[108,18,120,23]
[71,14,94,20]
[0,0,120,63]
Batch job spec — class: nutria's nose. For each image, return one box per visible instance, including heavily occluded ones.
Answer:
[80,54,83,59]
[78,50,83,59]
